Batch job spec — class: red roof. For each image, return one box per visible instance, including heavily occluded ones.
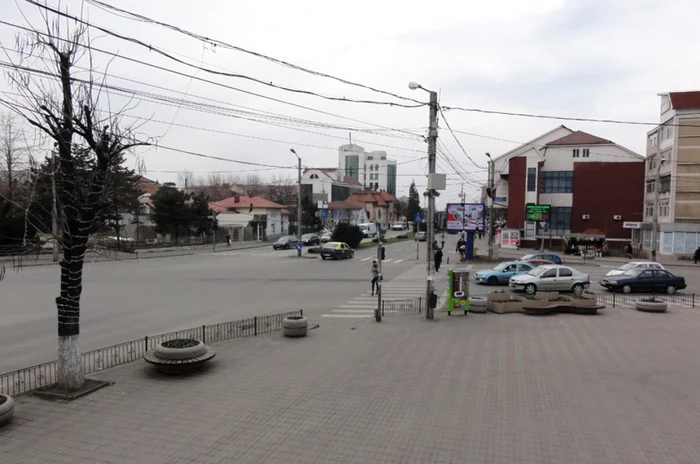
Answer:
[669,91,700,110]
[546,131,613,146]
[328,200,364,210]
[346,190,397,207]
[210,195,285,213]
[343,176,362,186]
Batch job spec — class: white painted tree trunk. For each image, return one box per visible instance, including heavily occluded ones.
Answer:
[57,334,84,391]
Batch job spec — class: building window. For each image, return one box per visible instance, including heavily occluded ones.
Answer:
[539,171,573,194]
[572,149,580,158]
[345,155,359,180]
[645,202,654,217]
[659,175,671,193]
[309,174,319,179]
[525,222,535,238]
[381,155,387,160]
[660,148,672,163]
[659,200,669,217]
[582,148,590,157]
[550,207,572,236]
[645,180,655,194]
[367,155,373,160]
[369,164,374,171]
[527,168,536,192]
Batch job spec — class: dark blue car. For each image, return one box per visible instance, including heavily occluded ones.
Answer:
[600,268,686,294]
[518,253,562,265]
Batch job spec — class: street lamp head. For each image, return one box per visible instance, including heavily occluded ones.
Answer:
[485,152,491,159]
[408,81,421,91]
[289,148,297,155]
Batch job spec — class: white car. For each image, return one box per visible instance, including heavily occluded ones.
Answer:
[509,265,590,295]
[391,222,406,231]
[605,262,665,277]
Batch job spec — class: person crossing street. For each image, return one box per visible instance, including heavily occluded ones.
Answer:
[371,259,380,296]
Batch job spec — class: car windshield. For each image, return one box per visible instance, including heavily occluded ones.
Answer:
[623,269,643,277]
[493,263,508,271]
[323,243,337,249]
[528,267,548,276]
[520,254,535,260]
[618,263,635,271]
[302,234,314,240]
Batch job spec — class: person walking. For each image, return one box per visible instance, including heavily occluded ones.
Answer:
[371,259,380,295]
[434,240,445,272]
[694,247,700,264]
[627,242,633,259]
[226,234,231,248]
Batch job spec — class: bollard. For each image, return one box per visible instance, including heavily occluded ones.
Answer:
[144,335,149,352]
[254,316,258,336]
[693,293,696,309]
[202,325,206,344]
[613,293,616,308]
[300,309,304,317]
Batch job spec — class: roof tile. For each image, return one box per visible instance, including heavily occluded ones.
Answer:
[546,131,613,146]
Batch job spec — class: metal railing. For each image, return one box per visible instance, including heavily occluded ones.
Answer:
[0,310,302,398]
[381,292,699,315]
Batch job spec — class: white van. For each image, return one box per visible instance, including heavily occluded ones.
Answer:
[358,223,376,238]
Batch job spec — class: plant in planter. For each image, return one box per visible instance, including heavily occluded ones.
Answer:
[0,394,15,427]
[284,315,309,337]
[144,338,216,374]
[635,297,668,313]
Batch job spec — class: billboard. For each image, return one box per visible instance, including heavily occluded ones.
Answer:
[446,203,485,232]
[525,204,551,222]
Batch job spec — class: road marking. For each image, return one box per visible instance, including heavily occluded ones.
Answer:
[361,257,373,261]
[339,304,375,309]
[383,259,393,263]
[394,259,404,264]
[322,314,372,318]
[333,309,374,313]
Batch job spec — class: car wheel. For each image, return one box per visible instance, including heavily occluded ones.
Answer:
[487,276,498,286]
[666,285,676,295]
[321,256,326,260]
[525,284,536,295]
[572,283,584,295]
[622,285,632,294]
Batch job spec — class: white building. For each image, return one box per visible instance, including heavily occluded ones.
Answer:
[301,167,363,204]
[338,144,397,195]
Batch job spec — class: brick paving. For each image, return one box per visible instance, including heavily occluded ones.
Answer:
[3,306,700,463]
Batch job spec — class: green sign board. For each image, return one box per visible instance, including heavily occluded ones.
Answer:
[525,204,551,221]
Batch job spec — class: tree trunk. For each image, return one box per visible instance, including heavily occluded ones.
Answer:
[55,243,86,391]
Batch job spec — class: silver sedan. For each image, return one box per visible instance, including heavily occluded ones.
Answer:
[509,265,590,295]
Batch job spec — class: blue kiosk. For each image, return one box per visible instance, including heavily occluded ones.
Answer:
[446,203,486,260]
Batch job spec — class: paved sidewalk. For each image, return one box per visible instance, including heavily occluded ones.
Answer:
[4,306,700,463]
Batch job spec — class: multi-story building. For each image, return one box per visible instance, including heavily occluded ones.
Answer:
[301,167,363,204]
[338,144,397,195]
[492,126,645,248]
[642,91,700,257]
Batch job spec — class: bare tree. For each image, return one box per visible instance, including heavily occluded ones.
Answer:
[1,7,146,391]
[0,112,31,202]
[267,173,296,205]
[177,169,197,189]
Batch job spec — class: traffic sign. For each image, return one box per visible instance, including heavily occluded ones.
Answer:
[295,243,302,251]
[414,213,423,223]
[322,200,328,209]
[321,209,328,218]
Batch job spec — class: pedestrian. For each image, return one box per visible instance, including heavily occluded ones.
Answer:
[226,234,231,248]
[694,247,700,264]
[433,240,445,271]
[371,259,380,295]
[627,242,633,259]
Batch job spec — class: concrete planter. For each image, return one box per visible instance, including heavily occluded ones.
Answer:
[636,300,668,313]
[534,291,559,301]
[487,293,526,314]
[155,339,207,360]
[283,316,309,338]
[0,394,15,427]
[568,293,598,307]
[469,297,487,313]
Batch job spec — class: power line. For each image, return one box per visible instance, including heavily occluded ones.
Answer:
[25,0,426,109]
[0,19,426,140]
[84,0,426,107]
[143,143,295,169]
[438,106,487,170]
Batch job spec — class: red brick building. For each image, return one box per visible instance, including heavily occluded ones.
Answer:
[492,126,645,247]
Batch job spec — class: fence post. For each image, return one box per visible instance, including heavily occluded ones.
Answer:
[300,309,304,317]
[254,317,258,336]
[419,297,422,313]
[144,335,149,352]
[613,293,616,308]
[693,293,695,309]
[202,325,206,344]
[381,300,385,316]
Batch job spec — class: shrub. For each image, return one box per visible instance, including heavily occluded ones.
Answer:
[331,222,364,248]
[397,234,409,239]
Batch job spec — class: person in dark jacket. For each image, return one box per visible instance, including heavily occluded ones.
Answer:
[433,240,445,271]
[627,242,633,259]
[694,247,700,264]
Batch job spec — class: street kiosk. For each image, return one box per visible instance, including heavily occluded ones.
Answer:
[447,266,472,315]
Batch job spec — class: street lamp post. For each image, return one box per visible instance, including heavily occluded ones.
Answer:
[409,81,438,320]
[651,157,666,262]
[290,149,302,257]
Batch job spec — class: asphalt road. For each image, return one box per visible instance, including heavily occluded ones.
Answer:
[3,232,700,374]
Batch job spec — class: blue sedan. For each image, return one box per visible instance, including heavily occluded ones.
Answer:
[474,261,534,286]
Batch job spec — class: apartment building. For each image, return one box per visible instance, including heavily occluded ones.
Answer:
[338,144,397,195]
[642,91,700,256]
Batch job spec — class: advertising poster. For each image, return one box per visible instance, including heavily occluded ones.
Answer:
[446,203,485,232]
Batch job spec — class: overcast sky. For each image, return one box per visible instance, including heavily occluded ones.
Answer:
[1,0,698,208]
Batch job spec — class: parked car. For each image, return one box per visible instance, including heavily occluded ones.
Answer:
[526,259,555,267]
[273,236,298,250]
[301,233,320,246]
[518,253,563,265]
[320,242,354,260]
[605,261,665,277]
[416,231,427,242]
[474,261,534,286]
[358,223,376,238]
[600,269,686,294]
[509,265,590,295]
[391,221,407,231]
[320,231,332,243]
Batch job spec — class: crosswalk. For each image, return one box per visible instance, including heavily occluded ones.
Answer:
[322,264,448,319]
[214,248,413,266]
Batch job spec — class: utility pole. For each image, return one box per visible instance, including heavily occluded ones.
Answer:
[425,89,438,320]
[486,153,495,262]
[651,153,665,262]
[50,147,59,263]
[290,148,302,257]
[375,226,383,322]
